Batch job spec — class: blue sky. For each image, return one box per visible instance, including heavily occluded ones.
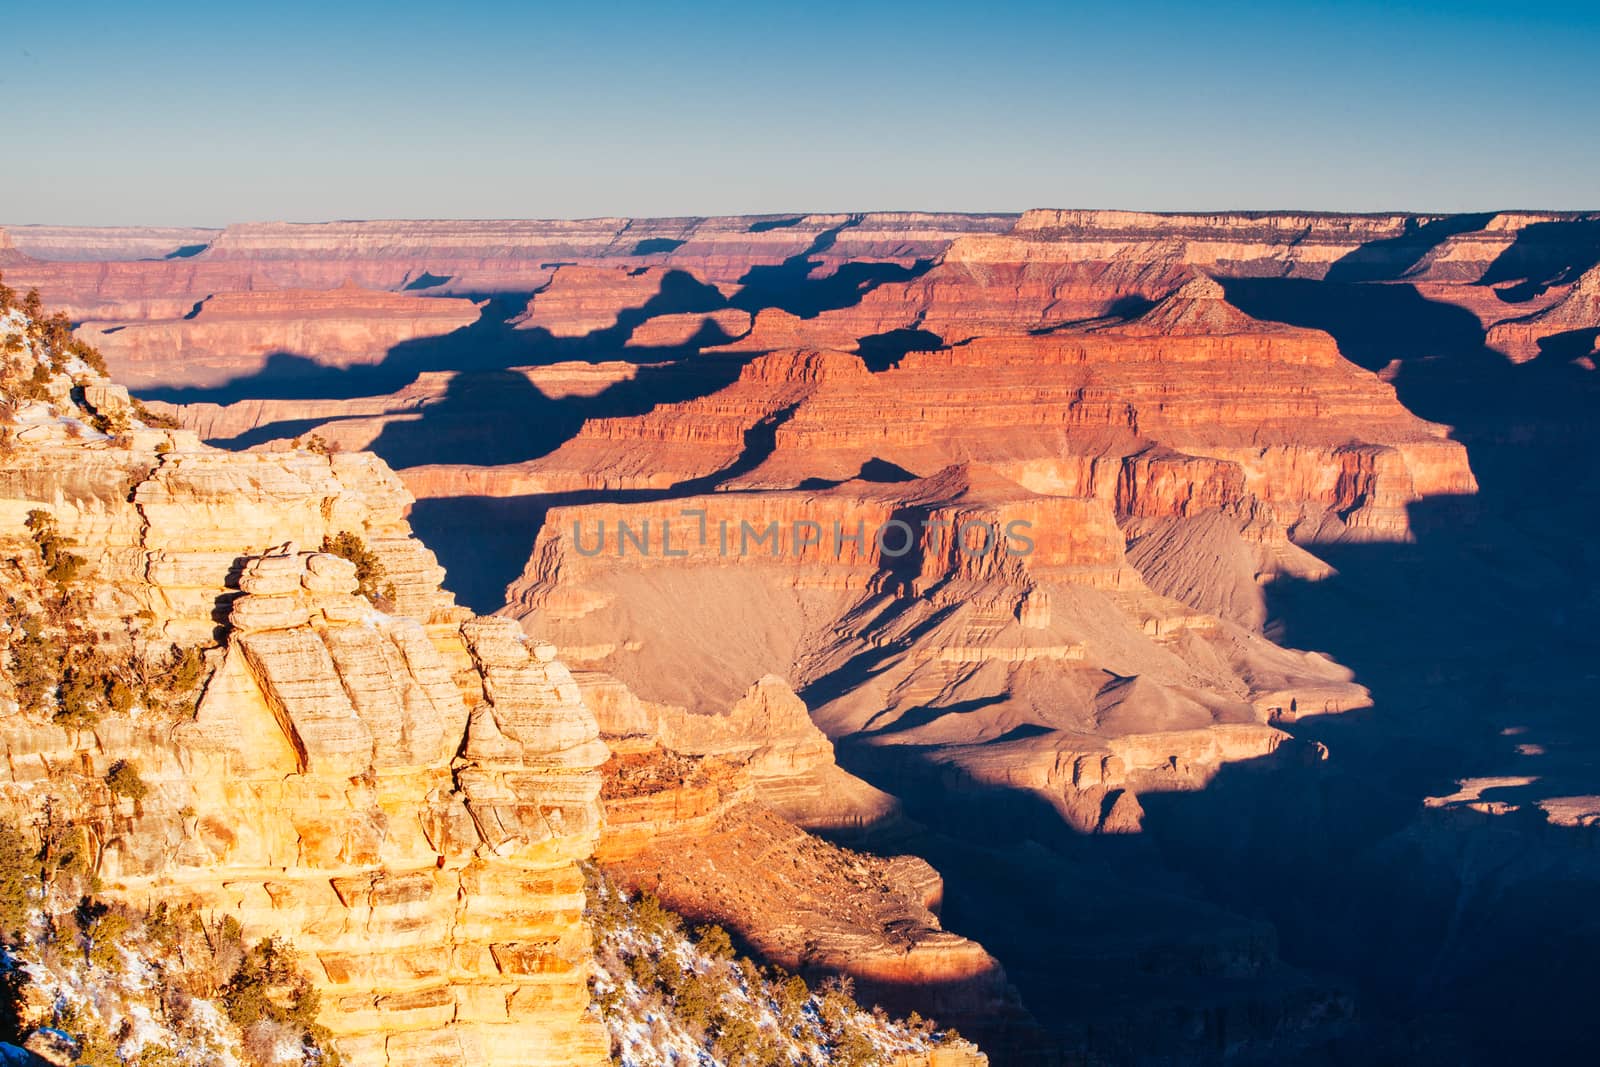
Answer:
[3,0,1596,223]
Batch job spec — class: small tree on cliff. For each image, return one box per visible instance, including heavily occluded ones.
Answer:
[321,531,394,605]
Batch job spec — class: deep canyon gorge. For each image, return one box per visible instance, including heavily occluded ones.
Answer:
[2,207,1599,1066]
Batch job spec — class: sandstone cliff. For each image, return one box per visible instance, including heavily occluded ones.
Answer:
[0,303,608,1067]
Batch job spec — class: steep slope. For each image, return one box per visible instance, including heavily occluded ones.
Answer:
[586,869,987,1067]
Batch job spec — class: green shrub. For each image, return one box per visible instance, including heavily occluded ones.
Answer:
[37,809,90,886]
[626,952,658,990]
[8,616,60,712]
[169,645,206,693]
[88,405,129,438]
[629,892,681,941]
[711,1009,765,1064]
[321,531,394,604]
[15,362,52,402]
[668,969,720,1031]
[586,868,955,1067]
[832,1027,878,1067]
[72,339,109,377]
[696,923,736,961]
[25,509,87,589]
[57,648,130,728]
[0,820,33,941]
[818,975,858,1034]
[7,890,339,1067]
[134,1045,186,1067]
[57,666,103,728]
[106,676,136,714]
[219,936,338,1064]
[776,973,810,1023]
[73,898,133,970]
[105,760,148,802]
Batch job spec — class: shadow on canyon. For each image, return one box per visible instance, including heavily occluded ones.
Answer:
[424,226,1600,1062]
[142,271,731,407]
[1323,213,1497,283]
[136,222,941,611]
[819,245,1600,1063]
[140,214,940,479]
[407,399,803,611]
[1477,217,1600,300]
[730,216,935,318]
[130,217,1600,1061]
[142,213,933,410]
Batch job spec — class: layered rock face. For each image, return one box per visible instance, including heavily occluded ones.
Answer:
[170,564,607,1067]
[4,224,221,261]
[0,213,1015,355]
[0,316,608,1067]
[476,276,1471,579]
[79,285,482,389]
[1486,262,1600,362]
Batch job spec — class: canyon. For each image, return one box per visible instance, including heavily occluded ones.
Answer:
[0,306,986,1067]
[3,207,1600,1064]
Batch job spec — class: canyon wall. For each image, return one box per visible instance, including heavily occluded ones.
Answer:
[77,286,483,390]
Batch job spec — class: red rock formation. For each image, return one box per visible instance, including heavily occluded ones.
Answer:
[0,318,609,1067]
[0,226,23,264]
[502,282,1473,542]
[604,803,1021,1028]
[513,266,686,338]
[626,307,751,347]
[79,284,482,388]
[23,205,1600,1062]
[1486,264,1600,362]
[581,667,1011,1034]
[0,213,1014,323]
[502,454,1364,753]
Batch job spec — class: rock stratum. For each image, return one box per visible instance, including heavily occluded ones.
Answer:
[6,207,1600,1064]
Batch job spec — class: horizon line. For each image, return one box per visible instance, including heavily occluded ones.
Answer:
[6,206,1600,230]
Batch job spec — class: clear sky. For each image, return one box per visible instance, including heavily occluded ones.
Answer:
[3,0,1597,224]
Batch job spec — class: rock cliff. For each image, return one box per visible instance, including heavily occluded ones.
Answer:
[0,302,608,1067]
